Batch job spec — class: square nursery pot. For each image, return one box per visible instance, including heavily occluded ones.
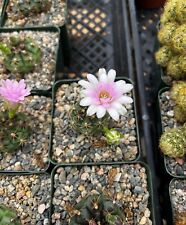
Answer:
[0,92,52,172]
[158,87,186,178]
[51,162,155,225]
[1,0,67,28]
[50,78,141,164]
[169,178,186,224]
[0,26,60,92]
[0,172,52,225]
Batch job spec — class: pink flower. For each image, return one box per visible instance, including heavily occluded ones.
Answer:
[78,68,133,121]
[0,79,30,104]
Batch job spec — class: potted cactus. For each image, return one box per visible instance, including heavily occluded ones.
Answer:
[51,68,139,163]
[0,27,59,91]
[0,205,21,225]
[52,163,153,224]
[159,81,186,176]
[155,0,186,84]
[169,179,186,225]
[0,79,52,171]
[2,0,66,27]
[0,173,51,224]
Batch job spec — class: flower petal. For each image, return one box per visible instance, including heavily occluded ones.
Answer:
[87,74,98,86]
[108,69,116,82]
[79,97,92,106]
[78,80,92,89]
[96,106,106,118]
[98,68,106,76]
[107,108,119,121]
[118,106,127,115]
[87,105,97,116]
[118,96,133,104]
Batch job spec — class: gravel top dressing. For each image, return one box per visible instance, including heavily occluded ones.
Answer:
[4,0,66,27]
[0,174,51,225]
[160,91,186,176]
[52,83,138,163]
[0,30,59,90]
[0,95,52,171]
[169,179,186,222]
[52,164,152,225]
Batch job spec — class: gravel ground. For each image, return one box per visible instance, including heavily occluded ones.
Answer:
[160,90,186,176]
[52,164,152,225]
[52,82,138,163]
[4,0,66,27]
[0,174,51,225]
[169,179,186,223]
[0,30,59,90]
[0,95,52,171]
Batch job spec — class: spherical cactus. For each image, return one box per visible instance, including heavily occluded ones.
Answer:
[0,111,31,153]
[160,0,178,25]
[179,55,186,73]
[158,22,178,45]
[171,24,186,54]
[155,46,173,67]
[167,56,185,80]
[69,194,125,225]
[174,106,186,123]
[0,205,21,225]
[0,36,42,76]
[159,126,186,158]
[176,0,186,23]
[69,104,109,136]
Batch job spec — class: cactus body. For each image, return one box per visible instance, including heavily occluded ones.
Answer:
[160,126,186,158]
[0,111,31,153]
[7,0,52,21]
[0,36,42,76]
[69,104,109,136]
[69,194,125,225]
[155,0,186,80]
[155,46,173,67]
[0,205,21,225]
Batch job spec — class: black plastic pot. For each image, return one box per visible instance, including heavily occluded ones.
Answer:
[157,87,186,178]
[0,91,52,173]
[49,77,142,165]
[0,26,60,92]
[50,161,156,225]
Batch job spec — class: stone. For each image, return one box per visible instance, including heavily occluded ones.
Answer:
[38,204,46,214]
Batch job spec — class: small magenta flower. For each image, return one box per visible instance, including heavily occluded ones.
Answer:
[0,79,30,119]
[78,68,133,121]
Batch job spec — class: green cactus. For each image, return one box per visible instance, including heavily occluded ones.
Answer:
[155,0,186,80]
[167,56,185,80]
[69,104,109,136]
[7,0,52,20]
[0,36,42,77]
[69,194,125,225]
[158,22,178,45]
[171,81,186,122]
[160,125,186,158]
[155,46,173,67]
[0,204,21,225]
[103,127,123,145]
[0,111,31,153]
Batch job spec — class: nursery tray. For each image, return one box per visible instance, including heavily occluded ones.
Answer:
[0,26,60,92]
[49,77,141,165]
[157,87,186,179]
[50,161,156,225]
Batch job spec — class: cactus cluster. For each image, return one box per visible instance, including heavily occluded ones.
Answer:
[155,0,186,80]
[0,36,42,77]
[69,194,125,225]
[69,104,109,136]
[7,0,52,20]
[159,125,186,158]
[171,81,186,123]
[0,111,31,153]
[0,204,21,225]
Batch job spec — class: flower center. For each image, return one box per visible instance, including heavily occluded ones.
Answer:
[99,90,111,99]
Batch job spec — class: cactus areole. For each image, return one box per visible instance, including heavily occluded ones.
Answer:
[69,194,126,225]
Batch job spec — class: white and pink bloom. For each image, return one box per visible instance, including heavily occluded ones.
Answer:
[78,68,133,121]
[0,79,30,104]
